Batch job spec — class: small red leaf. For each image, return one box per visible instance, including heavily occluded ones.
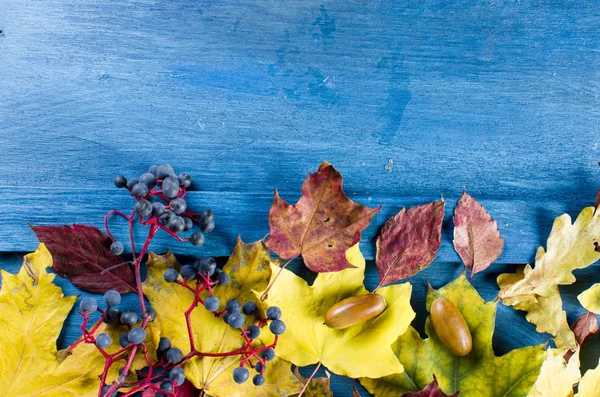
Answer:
[452,191,504,278]
[375,200,444,287]
[402,375,459,396]
[564,311,599,362]
[31,224,136,294]
[266,162,380,273]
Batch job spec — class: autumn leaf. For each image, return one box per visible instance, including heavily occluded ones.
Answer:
[528,349,581,397]
[142,380,201,397]
[575,358,600,397]
[31,224,136,294]
[258,244,415,379]
[498,207,600,302]
[352,386,362,397]
[401,376,458,397]
[288,367,333,397]
[360,275,546,397]
[497,266,577,352]
[265,162,381,272]
[565,311,599,362]
[452,191,504,278]
[142,239,302,396]
[578,283,600,314]
[375,200,444,287]
[0,244,109,396]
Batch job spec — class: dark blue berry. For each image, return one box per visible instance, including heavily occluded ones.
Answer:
[120,311,138,326]
[246,325,260,339]
[170,198,187,214]
[169,367,185,386]
[104,290,121,306]
[190,231,205,247]
[227,312,245,328]
[269,319,286,335]
[162,176,180,198]
[135,199,152,216]
[166,347,183,363]
[152,202,166,217]
[80,297,98,313]
[128,327,146,344]
[266,306,282,320]
[95,333,111,349]
[180,265,196,279]
[204,296,220,312]
[139,172,157,189]
[233,367,249,384]
[261,348,275,361]
[114,175,127,188]
[163,269,178,283]
[226,299,242,313]
[158,337,171,352]
[243,302,257,316]
[110,241,124,255]
[132,182,149,197]
[253,374,265,386]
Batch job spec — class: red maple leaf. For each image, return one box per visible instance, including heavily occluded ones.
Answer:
[31,224,136,294]
[452,191,504,278]
[376,200,444,288]
[266,162,380,272]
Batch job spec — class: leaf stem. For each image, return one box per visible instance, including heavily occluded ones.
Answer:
[298,361,322,397]
[260,256,298,301]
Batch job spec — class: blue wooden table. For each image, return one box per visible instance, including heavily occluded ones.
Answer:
[1,1,599,395]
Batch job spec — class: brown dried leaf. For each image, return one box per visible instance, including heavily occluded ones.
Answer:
[352,386,362,397]
[453,191,504,278]
[376,200,444,287]
[266,162,380,272]
[30,224,136,293]
[290,367,333,397]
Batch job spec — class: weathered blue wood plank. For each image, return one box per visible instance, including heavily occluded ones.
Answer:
[0,188,595,264]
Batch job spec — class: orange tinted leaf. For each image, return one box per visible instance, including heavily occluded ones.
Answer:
[376,200,444,286]
[266,162,380,272]
[453,192,504,278]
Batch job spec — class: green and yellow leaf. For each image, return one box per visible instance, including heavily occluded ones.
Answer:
[360,275,546,397]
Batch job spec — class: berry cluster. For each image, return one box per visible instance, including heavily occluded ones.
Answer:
[162,258,285,386]
[67,165,283,397]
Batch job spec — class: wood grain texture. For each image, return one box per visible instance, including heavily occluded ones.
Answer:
[1,0,600,395]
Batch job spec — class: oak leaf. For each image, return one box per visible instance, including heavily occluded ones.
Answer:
[31,224,136,294]
[528,348,581,397]
[258,244,414,378]
[142,238,302,396]
[575,358,600,397]
[497,266,577,352]
[0,244,109,396]
[360,275,546,397]
[498,207,600,302]
[401,376,458,397]
[452,191,503,278]
[376,200,444,287]
[266,162,380,272]
[578,283,600,314]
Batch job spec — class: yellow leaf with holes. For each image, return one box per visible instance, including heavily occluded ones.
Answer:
[0,244,105,396]
[528,348,580,397]
[578,283,600,314]
[142,238,302,396]
[498,207,600,303]
[360,275,546,397]
[258,244,415,379]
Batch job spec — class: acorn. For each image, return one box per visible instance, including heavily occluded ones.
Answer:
[324,293,386,330]
[430,297,472,356]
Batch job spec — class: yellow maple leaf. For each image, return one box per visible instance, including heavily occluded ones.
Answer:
[257,244,415,379]
[528,348,581,397]
[575,358,600,397]
[142,238,302,396]
[498,207,600,302]
[497,267,576,352]
[0,244,104,396]
[578,283,600,314]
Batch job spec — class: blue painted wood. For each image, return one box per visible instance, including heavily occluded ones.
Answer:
[1,0,600,395]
